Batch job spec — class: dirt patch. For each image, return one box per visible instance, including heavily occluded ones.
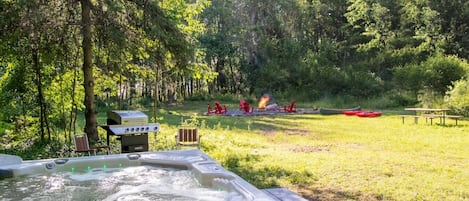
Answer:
[344,143,367,149]
[261,129,276,136]
[260,128,312,137]
[285,129,310,136]
[289,145,331,153]
[293,185,386,201]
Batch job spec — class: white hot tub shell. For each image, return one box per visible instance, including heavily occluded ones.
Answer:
[0,150,297,200]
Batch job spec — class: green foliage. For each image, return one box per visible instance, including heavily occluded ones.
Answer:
[393,63,426,92]
[445,79,469,116]
[185,92,242,103]
[303,54,344,96]
[44,69,85,128]
[345,0,393,51]
[0,62,40,133]
[394,54,468,105]
[386,92,419,107]
[422,55,467,95]
[311,92,413,110]
[1,0,469,169]
[345,68,384,97]
[0,136,71,160]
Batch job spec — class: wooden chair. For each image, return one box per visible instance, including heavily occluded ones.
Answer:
[175,127,201,150]
[73,134,110,156]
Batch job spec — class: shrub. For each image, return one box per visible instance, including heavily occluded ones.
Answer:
[422,54,467,95]
[445,79,469,116]
[394,54,469,107]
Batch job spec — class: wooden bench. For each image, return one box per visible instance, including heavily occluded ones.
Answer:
[422,114,463,125]
[421,114,444,125]
[400,115,421,124]
[446,115,463,125]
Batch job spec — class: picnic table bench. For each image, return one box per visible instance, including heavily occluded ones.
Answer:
[401,108,463,125]
[399,115,421,124]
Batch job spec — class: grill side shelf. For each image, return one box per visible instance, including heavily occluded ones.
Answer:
[101,123,160,135]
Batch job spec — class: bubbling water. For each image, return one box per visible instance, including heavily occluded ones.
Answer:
[0,166,244,201]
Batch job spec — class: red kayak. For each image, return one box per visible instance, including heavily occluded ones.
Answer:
[356,111,382,117]
[344,110,362,116]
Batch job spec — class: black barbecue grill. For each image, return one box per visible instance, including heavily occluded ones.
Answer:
[101,110,160,153]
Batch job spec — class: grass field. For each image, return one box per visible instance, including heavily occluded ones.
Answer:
[135,102,469,201]
[0,99,464,200]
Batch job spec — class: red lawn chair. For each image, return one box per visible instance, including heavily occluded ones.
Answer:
[207,101,227,115]
[283,101,296,113]
[214,101,227,114]
[207,104,217,114]
[239,99,253,113]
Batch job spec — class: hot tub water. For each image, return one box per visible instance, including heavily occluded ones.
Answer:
[0,165,242,201]
[0,150,284,201]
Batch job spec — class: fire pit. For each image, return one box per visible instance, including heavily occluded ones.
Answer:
[258,94,278,111]
[220,95,310,116]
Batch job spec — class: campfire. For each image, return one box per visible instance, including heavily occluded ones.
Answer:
[258,94,278,110]
[258,96,270,109]
[206,94,300,116]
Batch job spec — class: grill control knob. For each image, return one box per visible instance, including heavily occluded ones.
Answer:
[136,128,139,131]
[145,127,149,131]
[153,127,158,131]
[131,128,135,132]
[125,128,129,132]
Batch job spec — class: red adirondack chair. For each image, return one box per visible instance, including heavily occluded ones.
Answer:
[214,101,227,114]
[283,101,296,113]
[207,101,227,115]
[239,99,253,113]
[207,104,217,114]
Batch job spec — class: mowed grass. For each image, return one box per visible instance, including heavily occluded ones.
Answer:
[148,104,469,201]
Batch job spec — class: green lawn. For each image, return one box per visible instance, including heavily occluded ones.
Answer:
[144,103,469,201]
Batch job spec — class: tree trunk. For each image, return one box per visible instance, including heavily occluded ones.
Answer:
[229,61,237,93]
[69,61,79,143]
[81,0,98,141]
[129,78,135,106]
[216,59,227,93]
[31,46,45,141]
[153,64,159,123]
[180,75,185,98]
[189,78,193,96]
[118,74,122,109]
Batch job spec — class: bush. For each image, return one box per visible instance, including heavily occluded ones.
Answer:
[393,54,469,107]
[445,79,469,116]
[423,54,467,95]
[393,63,425,92]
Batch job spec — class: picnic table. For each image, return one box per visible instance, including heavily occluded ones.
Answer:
[401,108,462,125]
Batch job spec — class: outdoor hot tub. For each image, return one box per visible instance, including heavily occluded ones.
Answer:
[0,150,305,200]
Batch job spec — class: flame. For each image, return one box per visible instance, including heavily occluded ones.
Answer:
[258,96,270,109]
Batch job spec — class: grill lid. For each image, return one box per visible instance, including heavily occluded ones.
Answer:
[107,110,148,125]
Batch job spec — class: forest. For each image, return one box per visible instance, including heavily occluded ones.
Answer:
[1,0,469,152]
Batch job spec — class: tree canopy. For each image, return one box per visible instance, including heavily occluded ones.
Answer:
[1,0,469,145]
